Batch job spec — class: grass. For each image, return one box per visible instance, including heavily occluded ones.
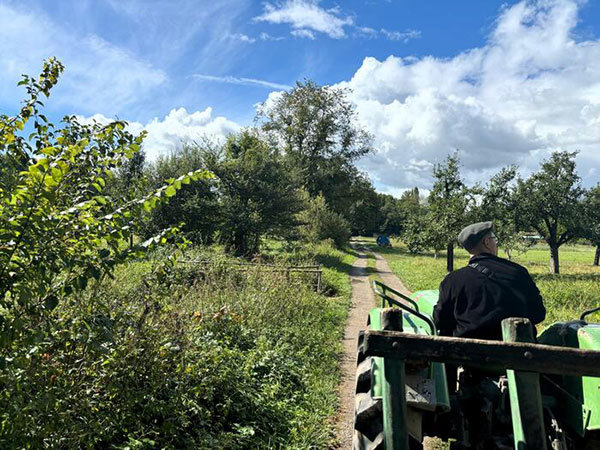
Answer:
[365,237,600,327]
[2,241,357,449]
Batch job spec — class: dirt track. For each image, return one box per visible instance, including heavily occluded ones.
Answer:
[333,241,411,449]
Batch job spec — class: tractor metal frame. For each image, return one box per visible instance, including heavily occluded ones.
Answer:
[368,281,600,450]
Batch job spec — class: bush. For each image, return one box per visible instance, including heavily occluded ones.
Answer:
[1,252,348,448]
[299,194,351,248]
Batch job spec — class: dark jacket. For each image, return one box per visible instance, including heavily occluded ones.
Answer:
[433,253,546,340]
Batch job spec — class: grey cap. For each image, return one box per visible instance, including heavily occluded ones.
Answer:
[457,221,495,251]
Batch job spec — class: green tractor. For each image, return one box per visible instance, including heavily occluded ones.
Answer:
[353,280,600,449]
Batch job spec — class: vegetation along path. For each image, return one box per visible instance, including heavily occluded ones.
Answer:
[334,240,412,448]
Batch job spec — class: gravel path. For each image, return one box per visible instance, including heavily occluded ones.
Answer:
[333,242,412,449]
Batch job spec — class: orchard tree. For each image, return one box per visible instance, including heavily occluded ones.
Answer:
[257,79,373,211]
[584,184,600,266]
[479,166,523,259]
[514,151,585,274]
[427,152,472,271]
[202,130,301,256]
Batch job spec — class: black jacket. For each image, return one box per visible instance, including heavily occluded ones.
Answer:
[433,253,546,340]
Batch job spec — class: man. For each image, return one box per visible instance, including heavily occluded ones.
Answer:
[433,221,546,340]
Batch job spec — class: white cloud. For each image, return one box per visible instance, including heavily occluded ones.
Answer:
[336,0,600,192]
[259,32,286,41]
[380,29,421,42]
[228,33,257,43]
[0,3,166,116]
[254,0,353,39]
[78,107,241,161]
[291,29,316,40]
[193,74,292,90]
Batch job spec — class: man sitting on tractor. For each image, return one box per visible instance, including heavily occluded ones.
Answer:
[433,221,546,341]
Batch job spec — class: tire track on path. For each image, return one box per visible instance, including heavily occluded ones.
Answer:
[333,242,411,449]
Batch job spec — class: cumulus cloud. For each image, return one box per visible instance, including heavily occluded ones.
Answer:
[337,0,600,192]
[78,108,241,161]
[254,0,353,39]
[0,3,166,116]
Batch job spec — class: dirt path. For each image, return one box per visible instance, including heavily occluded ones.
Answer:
[334,242,412,449]
[371,250,411,297]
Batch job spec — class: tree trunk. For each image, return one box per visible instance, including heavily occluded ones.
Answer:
[594,246,600,266]
[549,244,560,274]
[446,241,454,273]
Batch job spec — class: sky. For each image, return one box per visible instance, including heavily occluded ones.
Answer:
[1,0,600,195]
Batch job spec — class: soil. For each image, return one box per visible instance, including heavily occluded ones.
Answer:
[333,240,411,449]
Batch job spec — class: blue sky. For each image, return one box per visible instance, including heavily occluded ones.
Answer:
[2,0,600,194]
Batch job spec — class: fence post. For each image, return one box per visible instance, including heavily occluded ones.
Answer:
[501,317,547,450]
[381,308,409,450]
[316,266,321,293]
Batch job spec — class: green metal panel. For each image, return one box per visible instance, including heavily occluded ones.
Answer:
[577,324,600,431]
[538,322,600,435]
[410,290,439,317]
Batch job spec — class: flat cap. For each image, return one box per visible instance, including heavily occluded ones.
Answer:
[457,221,495,251]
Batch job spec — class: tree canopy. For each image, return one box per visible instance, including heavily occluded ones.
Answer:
[514,151,585,273]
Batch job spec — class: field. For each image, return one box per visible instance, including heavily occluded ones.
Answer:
[365,238,600,326]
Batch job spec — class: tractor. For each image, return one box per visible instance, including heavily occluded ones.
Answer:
[353,280,600,449]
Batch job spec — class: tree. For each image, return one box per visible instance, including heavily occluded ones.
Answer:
[0,59,209,353]
[378,194,404,236]
[146,144,220,244]
[427,152,472,271]
[478,166,524,259]
[202,130,301,256]
[257,80,373,211]
[298,194,351,248]
[584,184,600,265]
[345,174,381,236]
[514,151,585,274]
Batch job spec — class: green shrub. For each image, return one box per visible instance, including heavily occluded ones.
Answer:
[299,194,351,248]
[0,252,349,448]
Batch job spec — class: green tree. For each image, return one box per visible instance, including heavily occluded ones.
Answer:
[478,166,525,259]
[202,130,301,256]
[298,193,351,248]
[257,80,373,211]
[427,153,472,271]
[345,173,381,236]
[584,184,600,266]
[378,193,404,236]
[514,151,585,274]
[146,144,220,244]
[0,58,209,359]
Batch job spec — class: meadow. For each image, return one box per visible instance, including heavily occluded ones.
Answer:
[1,241,356,449]
[366,238,600,326]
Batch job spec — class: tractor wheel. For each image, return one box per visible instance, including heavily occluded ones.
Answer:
[353,330,384,449]
[353,329,425,450]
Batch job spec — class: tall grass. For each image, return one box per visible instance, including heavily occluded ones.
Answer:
[366,238,600,327]
[1,242,355,449]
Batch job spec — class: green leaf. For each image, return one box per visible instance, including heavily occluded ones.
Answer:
[165,185,176,197]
